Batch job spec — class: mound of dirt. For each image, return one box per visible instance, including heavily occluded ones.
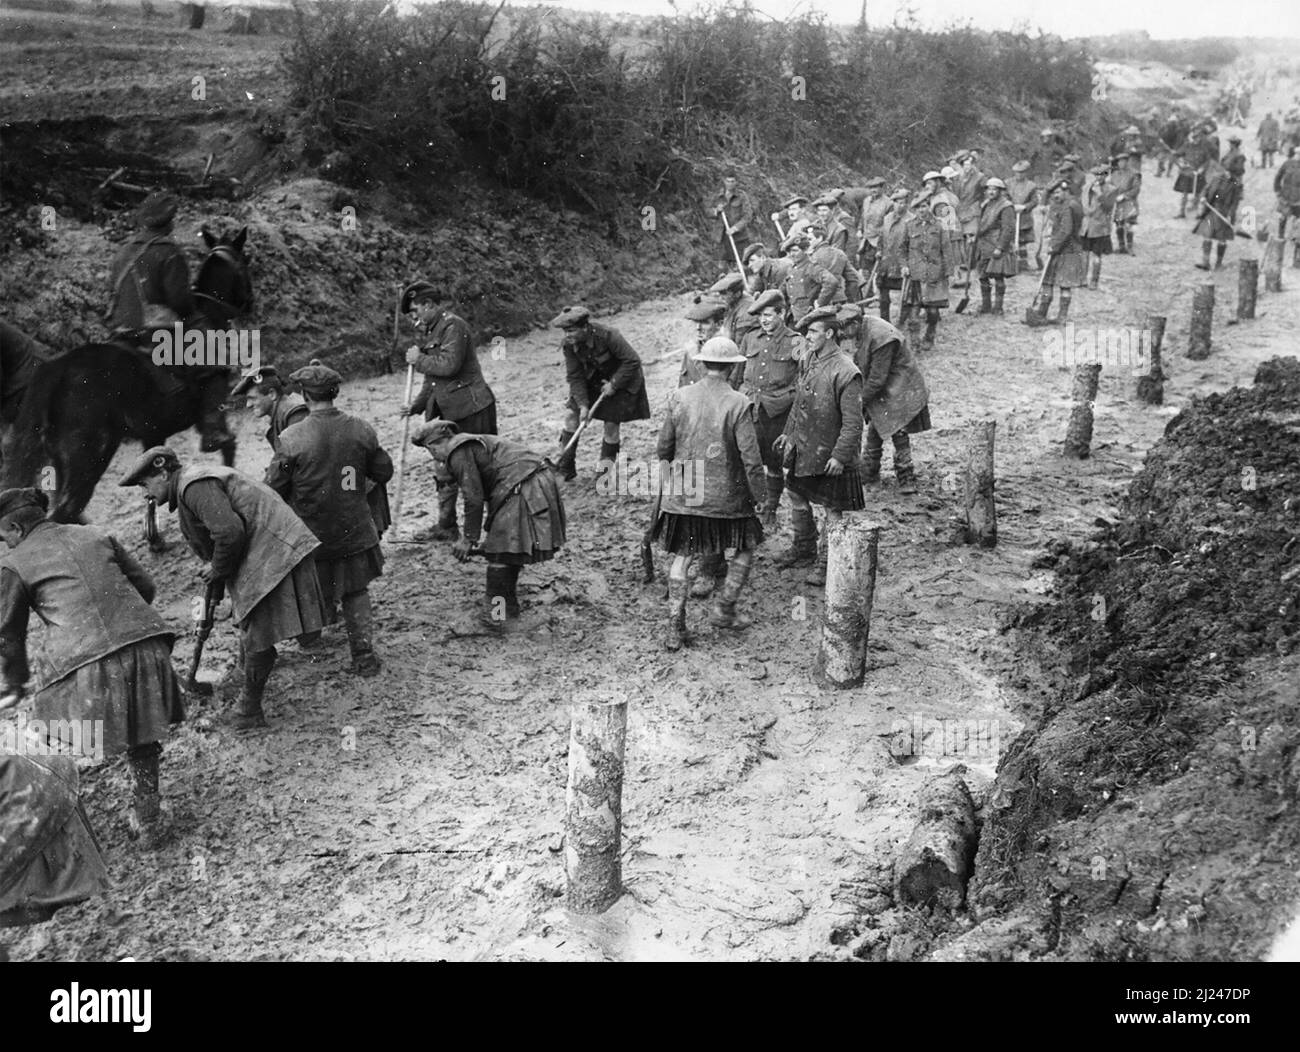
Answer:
[946,358,1300,961]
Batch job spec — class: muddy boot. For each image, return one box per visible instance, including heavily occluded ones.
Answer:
[772,503,817,568]
[709,556,754,630]
[230,647,275,729]
[878,286,892,323]
[555,429,577,481]
[1017,247,1030,271]
[861,443,883,485]
[596,441,620,480]
[760,473,784,526]
[1125,228,1135,254]
[992,282,1005,315]
[504,564,523,621]
[1195,241,1212,270]
[976,281,993,315]
[922,313,937,350]
[1053,291,1072,326]
[1215,243,1226,269]
[805,530,828,587]
[342,591,382,676]
[1023,295,1051,327]
[663,575,689,651]
[1087,256,1101,290]
[895,443,918,494]
[690,552,726,599]
[419,482,460,542]
[126,743,168,846]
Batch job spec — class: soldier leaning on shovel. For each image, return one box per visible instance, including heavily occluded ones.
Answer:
[1025,179,1086,327]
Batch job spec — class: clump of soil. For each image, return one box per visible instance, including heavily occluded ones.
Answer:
[947,358,1300,961]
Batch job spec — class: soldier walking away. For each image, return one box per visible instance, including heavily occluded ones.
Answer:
[901,193,955,350]
[551,306,651,482]
[1110,152,1142,254]
[1008,161,1040,271]
[230,365,308,454]
[411,421,566,637]
[267,362,392,677]
[838,305,931,494]
[650,337,765,650]
[1025,180,1086,327]
[1080,164,1118,290]
[0,487,183,845]
[121,449,327,728]
[399,281,497,543]
[876,188,912,323]
[711,169,756,266]
[973,178,1017,316]
[772,306,864,588]
[1193,167,1243,271]
[1259,112,1281,168]
[737,289,804,528]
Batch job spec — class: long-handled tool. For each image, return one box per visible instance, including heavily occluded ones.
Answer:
[390,363,417,539]
[1013,212,1022,275]
[1197,200,1254,239]
[186,578,224,697]
[640,474,664,585]
[772,212,787,241]
[551,389,609,467]
[1022,252,1056,325]
[725,225,753,294]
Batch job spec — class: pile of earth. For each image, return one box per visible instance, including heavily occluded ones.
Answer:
[930,357,1300,961]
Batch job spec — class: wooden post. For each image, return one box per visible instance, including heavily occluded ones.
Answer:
[1187,281,1214,360]
[814,518,881,690]
[1264,236,1284,292]
[1136,314,1165,405]
[564,692,627,914]
[894,770,977,911]
[1237,259,1259,320]
[1064,362,1102,459]
[963,420,997,549]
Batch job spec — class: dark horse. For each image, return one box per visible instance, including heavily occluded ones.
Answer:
[2,226,253,523]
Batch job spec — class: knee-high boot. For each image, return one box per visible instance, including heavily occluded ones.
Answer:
[772,503,817,568]
[126,741,165,843]
[710,552,754,630]
[664,562,690,651]
[691,552,728,599]
[342,590,381,675]
[232,646,276,729]
[760,471,784,525]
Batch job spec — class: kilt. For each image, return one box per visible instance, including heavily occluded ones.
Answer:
[902,279,949,309]
[755,406,790,472]
[247,555,328,647]
[876,275,903,291]
[445,401,497,436]
[0,803,109,928]
[786,468,867,512]
[314,546,382,613]
[1194,211,1234,241]
[652,512,763,556]
[33,636,183,759]
[976,252,1018,278]
[568,378,651,423]
[482,468,567,566]
[1043,249,1086,288]
[1172,169,1199,194]
[1080,234,1112,255]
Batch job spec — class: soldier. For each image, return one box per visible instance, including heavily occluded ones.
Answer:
[399,281,496,542]
[1156,111,1187,177]
[952,151,986,257]
[1259,112,1281,168]
[1110,152,1142,254]
[266,362,391,677]
[771,194,813,241]
[811,194,853,255]
[876,188,912,323]
[652,337,765,650]
[901,192,955,350]
[807,224,859,301]
[1193,167,1242,271]
[1222,135,1247,180]
[743,242,792,297]
[0,487,183,843]
[1108,125,1145,171]
[973,178,1017,316]
[410,420,566,636]
[552,306,651,482]
[707,272,760,348]
[779,233,838,324]
[737,289,804,527]
[855,177,891,277]
[105,191,233,453]
[1033,128,1069,184]
[121,449,326,729]
[1080,164,1118,290]
[1274,145,1300,238]
[711,169,756,266]
[838,305,930,494]
[678,297,729,388]
[925,170,963,254]
[1172,126,1205,217]
[1025,180,1086,326]
[230,365,308,454]
[1059,154,1086,200]
[772,307,864,587]
[1008,160,1040,270]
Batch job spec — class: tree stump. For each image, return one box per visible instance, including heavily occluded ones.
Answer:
[565,692,627,914]
[1186,281,1214,360]
[1237,258,1259,320]
[963,420,996,548]
[814,518,881,690]
[1136,314,1165,405]
[1264,236,1284,292]
[894,769,977,911]
[1064,362,1102,459]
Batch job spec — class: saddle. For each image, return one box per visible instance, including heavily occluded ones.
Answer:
[106,333,194,401]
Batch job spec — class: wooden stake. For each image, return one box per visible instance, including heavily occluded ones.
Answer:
[814,518,881,690]
[963,420,997,549]
[565,692,628,914]
[1064,362,1102,459]
[1187,281,1214,360]
[1264,236,1284,292]
[1237,258,1259,320]
[894,770,977,911]
[1136,314,1165,406]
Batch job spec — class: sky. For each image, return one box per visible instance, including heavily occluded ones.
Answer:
[511,0,1300,39]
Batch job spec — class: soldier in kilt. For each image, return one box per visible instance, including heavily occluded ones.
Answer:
[650,337,765,650]
[551,306,651,482]
[876,188,912,323]
[1026,181,1086,326]
[901,193,955,350]
[121,448,327,730]
[1008,161,1040,270]
[773,306,864,588]
[0,487,183,844]
[973,178,1017,316]
[1193,168,1243,271]
[411,420,567,636]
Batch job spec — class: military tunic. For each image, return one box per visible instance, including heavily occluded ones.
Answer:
[902,211,954,307]
[849,317,931,440]
[737,322,803,472]
[408,310,497,435]
[781,256,838,324]
[1193,173,1242,241]
[106,231,194,333]
[781,346,864,511]
[1042,197,1087,287]
[974,197,1018,277]
[563,322,651,423]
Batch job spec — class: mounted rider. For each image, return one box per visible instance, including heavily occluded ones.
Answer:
[105,191,234,453]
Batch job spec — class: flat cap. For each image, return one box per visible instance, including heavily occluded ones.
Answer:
[865,176,886,188]
[922,170,942,182]
[889,187,911,201]
[550,305,590,329]
[779,231,809,252]
[0,487,49,520]
[230,365,284,398]
[952,150,971,163]
[136,191,178,230]
[1011,160,1031,173]
[810,194,838,209]
[289,359,343,393]
[411,418,460,447]
[119,445,179,487]
[1090,163,1111,176]
[780,194,809,209]
[694,336,745,364]
[401,280,443,314]
[793,305,838,333]
[685,296,727,322]
[748,289,786,315]
[707,272,745,295]
[835,302,863,326]
[985,177,1007,190]
[741,242,768,263]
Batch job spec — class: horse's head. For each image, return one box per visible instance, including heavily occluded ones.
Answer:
[194,225,254,325]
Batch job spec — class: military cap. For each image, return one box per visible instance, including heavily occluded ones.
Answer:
[864,176,886,188]
[411,418,460,447]
[400,280,443,314]
[1011,160,1031,173]
[136,191,178,230]
[793,305,839,333]
[1090,163,1110,176]
[922,170,943,182]
[952,151,971,163]
[707,272,745,295]
[1124,125,1141,135]
[748,289,786,315]
[289,359,343,396]
[810,195,838,210]
[780,231,810,252]
[835,302,863,326]
[1050,179,1072,193]
[986,177,1007,190]
[1227,134,1242,144]
[1064,152,1082,162]
[741,242,768,263]
[889,187,910,202]
[685,296,727,322]
[550,305,590,330]
[0,487,49,520]
[119,446,180,487]
[939,165,958,180]
[780,194,809,209]
[230,365,285,398]
[694,336,744,364]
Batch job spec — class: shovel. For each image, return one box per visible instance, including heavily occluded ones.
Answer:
[1022,254,1055,325]
[1196,201,1254,239]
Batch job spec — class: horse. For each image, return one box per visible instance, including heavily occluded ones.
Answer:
[1,226,254,526]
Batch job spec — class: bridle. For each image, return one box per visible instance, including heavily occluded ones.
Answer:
[191,244,251,322]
